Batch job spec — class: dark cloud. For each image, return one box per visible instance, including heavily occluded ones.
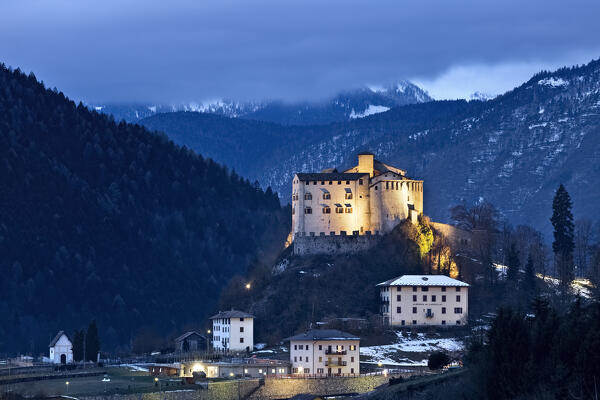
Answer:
[1,0,598,102]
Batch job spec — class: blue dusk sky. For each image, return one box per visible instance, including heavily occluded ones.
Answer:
[1,0,599,103]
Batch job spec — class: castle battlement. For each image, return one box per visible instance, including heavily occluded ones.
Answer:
[291,153,423,255]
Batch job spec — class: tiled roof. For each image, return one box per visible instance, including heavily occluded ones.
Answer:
[174,331,206,342]
[210,310,254,319]
[49,331,69,347]
[285,329,360,342]
[377,275,469,287]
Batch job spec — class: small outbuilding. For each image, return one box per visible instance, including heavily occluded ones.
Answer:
[49,331,73,364]
[174,331,208,353]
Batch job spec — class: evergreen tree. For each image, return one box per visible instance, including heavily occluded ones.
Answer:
[72,330,84,362]
[551,184,575,290]
[85,320,100,362]
[506,243,520,281]
[522,253,536,294]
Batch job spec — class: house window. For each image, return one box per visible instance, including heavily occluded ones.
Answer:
[412,307,417,314]
[329,181,332,185]
[442,320,446,325]
[345,207,353,213]
[454,307,463,314]
[456,287,461,292]
[317,368,324,374]
[422,287,429,292]
[305,357,308,362]
[346,181,350,184]
[423,295,427,301]
[412,320,417,325]
[299,345,303,350]
[323,207,331,214]
[442,307,446,314]
[240,338,244,343]
[351,368,355,374]
[306,345,310,351]
[456,295,461,302]
[350,345,356,350]
[321,181,325,185]
[412,287,417,292]
[335,206,344,214]
[294,357,297,361]
[240,318,244,322]
[305,368,310,373]
[401,320,405,326]
[375,186,378,190]
[412,295,417,301]
[304,193,312,200]
[323,192,331,200]
[240,327,244,332]
[359,179,363,185]
[456,321,461,325]
[432,295,436,302]
[442,295,446,302]
[396,307,401,313]
[293,368,298,373]
[319,356,322,362]
[386,182,389,190]
[294,345,297,350]
[305,207,312,214]
[441,287,446,292]
[396,295,401,301]
[319,345,322,350]
[292,207,295,215]
[351,356,354,362]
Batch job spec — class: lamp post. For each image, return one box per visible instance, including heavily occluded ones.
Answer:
[65,381,70,395]
[207,330,211,354]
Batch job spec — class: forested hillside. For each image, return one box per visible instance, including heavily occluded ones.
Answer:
[0,64,289,354]
[143,59,600,238]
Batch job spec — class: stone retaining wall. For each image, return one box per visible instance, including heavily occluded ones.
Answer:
[293,235,380,256]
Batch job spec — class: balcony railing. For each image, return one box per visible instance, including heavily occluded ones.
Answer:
[425,311,434,318]
[325,349,347,355]
[324,360,347,367]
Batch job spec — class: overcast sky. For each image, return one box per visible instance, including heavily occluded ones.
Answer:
[1,0,599,103]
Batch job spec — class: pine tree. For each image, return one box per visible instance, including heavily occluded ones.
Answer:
[551,184,575,290]
[523,253,536,293]
[506,243,520,281]
[85,320,100,362]
[72,330,84,362]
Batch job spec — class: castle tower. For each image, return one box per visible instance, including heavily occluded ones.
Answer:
[357,152,374,177]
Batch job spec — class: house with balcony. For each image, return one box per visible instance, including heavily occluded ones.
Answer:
[210,310,254,352]
[285,329,360,376]
[378,275,469,326]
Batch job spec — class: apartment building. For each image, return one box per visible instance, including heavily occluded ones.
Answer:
[210,310,254,352]
[378,275,469,326]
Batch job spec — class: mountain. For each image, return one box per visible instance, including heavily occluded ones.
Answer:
[0,64,289,354]
[142,59,600,238]
[94,81,432,125]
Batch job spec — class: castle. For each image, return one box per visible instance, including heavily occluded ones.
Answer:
[292,153,423,255]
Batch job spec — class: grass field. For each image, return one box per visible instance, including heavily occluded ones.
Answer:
[1,368,193,397]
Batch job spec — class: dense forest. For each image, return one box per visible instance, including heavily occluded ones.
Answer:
[0,64,290,354]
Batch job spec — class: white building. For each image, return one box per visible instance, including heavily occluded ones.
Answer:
[378,275,469,327]
[48,331,73,364]
[286,329,360,376]
[292,152,423,241]
[210,310,254,352]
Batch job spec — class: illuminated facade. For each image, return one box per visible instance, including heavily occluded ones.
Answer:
[378,275,469,326]
[291,153,423,245]
[210,310,254,352]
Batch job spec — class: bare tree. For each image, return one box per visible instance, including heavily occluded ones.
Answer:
[574,218,593,277]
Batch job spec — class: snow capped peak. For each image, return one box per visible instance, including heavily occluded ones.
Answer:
[468,91,495,102]
[349,105,390,119]
[368,84,387,93]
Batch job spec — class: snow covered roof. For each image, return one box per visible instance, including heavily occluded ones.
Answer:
[210,310,254,319]
[285,329,360,342]
[377,275,469,287]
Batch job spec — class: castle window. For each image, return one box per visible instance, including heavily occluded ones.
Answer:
[323,192,331,200]
[310,232,315,236]
[320,232,325,236]
[304,193,312,200]
[352,230,359,235]
[304,207,312,214]
[345,205,352,213]
[330,231,335,235]
[321,181,325,185]
[345,192,352,200]
[335,206,344,214]
[329,181,333,185]
[386,182,389,190]
[340,231,347,236]
[375,186,378,190]
[292,207,295,215]
[396,182,399,190]
[338,181,342,185]
[359,179,363,185]
[313,181,317,185]
[322,207,331,214]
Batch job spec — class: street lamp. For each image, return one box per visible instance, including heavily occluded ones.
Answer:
[65,381,70,395]
[245,283,251,289]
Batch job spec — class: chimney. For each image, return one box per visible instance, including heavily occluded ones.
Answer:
[357,152,374,177]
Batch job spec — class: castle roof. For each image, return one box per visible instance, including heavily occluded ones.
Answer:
[377,275,469,287]
[210,310,254,319]
[285,329,360,342]
[296,172,368,182]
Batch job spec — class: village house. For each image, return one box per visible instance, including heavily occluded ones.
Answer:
[174,331,208,353]
[291,152,423,255]
[48,331,73,364]
[286,329,360,376]
[378,275,469,326]
[210,310,254,352]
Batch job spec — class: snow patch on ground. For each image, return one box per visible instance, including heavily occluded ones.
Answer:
[538,77,568,87]
[349,105,390,119]
[360,332,464,366]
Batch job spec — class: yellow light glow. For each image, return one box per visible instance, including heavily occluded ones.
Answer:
[154,377,158,382]
[377,362,382,367]
[229,372,234,377]
[244,369,248,374]
[192,363,205,372]
[65,381,69,385]
[207,329,211,334]
[245,283,251,289]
